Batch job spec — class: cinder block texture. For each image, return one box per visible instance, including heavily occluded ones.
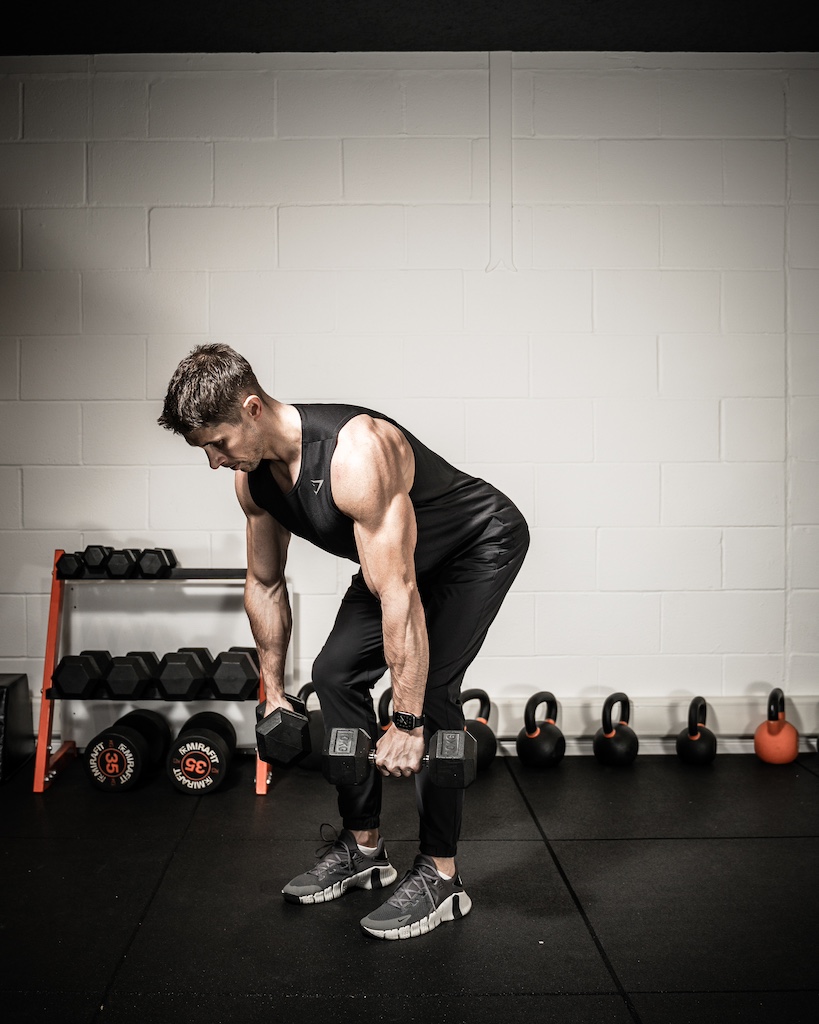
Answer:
[23,79,90,140]
[532,71,660,137]
[22,336,146,401]
[90,142,212,204]
[0,144,84,204]
[215,141,342,203]
[0,468,21,528]
[276,71,403,137]
[0,210,18,270]
[0,53,816,717]
[278,206,403,269]
[662,592,785,654]
[148,74,276,138]
[0,272,80,335]
[0,79,19,140]
[92,76,147,139]
[23,209,147,270]
[150,207,278,270]
[596,271,720,333]
[597,528,722,592]
[658,71,784,137]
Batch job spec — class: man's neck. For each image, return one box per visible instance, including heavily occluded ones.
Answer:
[261,400,302,466]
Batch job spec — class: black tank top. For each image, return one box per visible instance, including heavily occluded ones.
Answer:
[246,404,514,576]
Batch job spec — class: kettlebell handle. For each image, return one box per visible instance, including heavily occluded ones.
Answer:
[297,682,318,706]
[378,687,393,730]
[687,695,708,739]
[461,688,492,724]
[601,692,631,736]
[767,687,785,722]
[523,691,559,737]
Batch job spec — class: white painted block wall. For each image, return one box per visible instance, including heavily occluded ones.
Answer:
[1,51,817,750]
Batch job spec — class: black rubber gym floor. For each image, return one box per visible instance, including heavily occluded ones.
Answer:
[2,749,818,1024]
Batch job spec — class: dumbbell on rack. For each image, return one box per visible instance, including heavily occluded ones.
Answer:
[82,545,114,576]
[156,648,212,700]
[56,546,180,580]
[84,710,171,791]
[104,651,160,699]
[52,650,113,699]
[136,548,178,578]
[167,712,236,794]
[322,727,478,789]
[55,551,87,579]
[210,647,260,700]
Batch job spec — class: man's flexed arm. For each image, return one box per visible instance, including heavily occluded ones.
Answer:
[332,417,428,777]
[235,472,293,713]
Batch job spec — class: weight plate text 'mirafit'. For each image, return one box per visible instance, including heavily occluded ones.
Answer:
[88,738,136,788]
[170,738,223,790]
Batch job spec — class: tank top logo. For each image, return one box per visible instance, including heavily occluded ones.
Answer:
[310,479,324,495]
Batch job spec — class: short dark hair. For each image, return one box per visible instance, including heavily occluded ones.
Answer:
[158,344,262,435]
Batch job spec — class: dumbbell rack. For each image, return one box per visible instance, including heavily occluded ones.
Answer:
[34,549,270,796]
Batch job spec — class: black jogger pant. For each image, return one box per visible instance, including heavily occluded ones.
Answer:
[311,505,529,858]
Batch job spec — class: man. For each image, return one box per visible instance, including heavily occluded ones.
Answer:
[159,344,529,940]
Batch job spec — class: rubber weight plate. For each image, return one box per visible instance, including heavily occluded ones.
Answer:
[83,709,170,791]
[84,723,149,791]
[167,711,236,794]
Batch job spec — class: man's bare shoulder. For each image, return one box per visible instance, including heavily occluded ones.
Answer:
[333,414,415,516]
[336,414,409,468]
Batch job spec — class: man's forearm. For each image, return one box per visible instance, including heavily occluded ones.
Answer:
[244,577,292,703]
[381,587,429,716]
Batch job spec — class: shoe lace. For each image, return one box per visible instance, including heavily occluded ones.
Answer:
[387,859,441,911]
[310,823,356,880]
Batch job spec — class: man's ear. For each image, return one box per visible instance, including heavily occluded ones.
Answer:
[242,394,263,419]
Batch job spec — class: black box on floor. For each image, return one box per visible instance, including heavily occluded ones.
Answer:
[0,674,34,781]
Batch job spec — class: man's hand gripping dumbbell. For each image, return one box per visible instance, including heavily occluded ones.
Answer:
[322,726,478,789]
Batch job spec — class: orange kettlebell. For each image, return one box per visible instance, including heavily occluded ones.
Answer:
[753,688,799,764]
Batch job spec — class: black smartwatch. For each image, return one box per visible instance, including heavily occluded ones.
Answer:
[392,711,425,732]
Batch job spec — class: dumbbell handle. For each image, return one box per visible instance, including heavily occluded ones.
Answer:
[323,727,476,788]
[363,748,431,772]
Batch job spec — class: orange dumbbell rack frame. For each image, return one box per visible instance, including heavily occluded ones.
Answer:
[34,549,270,796]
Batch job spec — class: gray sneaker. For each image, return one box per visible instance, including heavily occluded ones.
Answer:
[359,854,472,939]
[282,828,397,905]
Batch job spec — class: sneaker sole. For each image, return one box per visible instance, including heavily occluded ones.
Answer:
[360,890,473,940]
[283,864,398,905]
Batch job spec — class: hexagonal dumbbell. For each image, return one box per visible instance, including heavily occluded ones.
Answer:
[105,548,141,578]
[56,551,86,579]
[210,649,259,700]
[255,695,311,767]
[178,646,216,674]
[322,727,477,789]
[82,544,114,577]
[104,651,160,700]
[137,548,178,578]
[52,650,113,699]
[156,649,210,700]
[229,645,260,671]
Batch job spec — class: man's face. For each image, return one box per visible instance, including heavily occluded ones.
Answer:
[186,418,264,473]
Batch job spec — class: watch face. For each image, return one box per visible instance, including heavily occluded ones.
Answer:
[394,712,416,730]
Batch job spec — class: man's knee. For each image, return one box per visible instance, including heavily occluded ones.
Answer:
[311,646,347,697]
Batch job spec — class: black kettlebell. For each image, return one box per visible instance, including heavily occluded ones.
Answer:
[515,691,565,768]
[593,692,638,766]
[676,696,717,766]
[378,687,393,733]
[296,682,325,771]
[461,689,497,770]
